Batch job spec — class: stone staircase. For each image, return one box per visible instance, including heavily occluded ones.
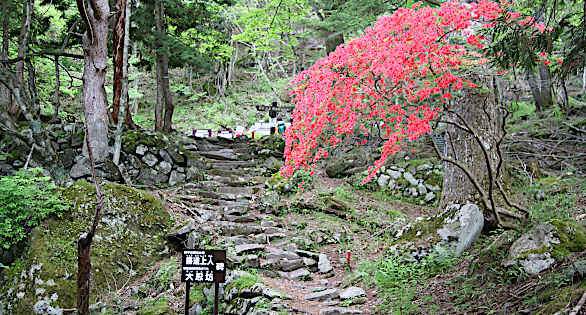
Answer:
[165,137,367,315]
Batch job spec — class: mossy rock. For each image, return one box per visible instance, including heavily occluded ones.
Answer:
[122,130,170,155]
[0,181,171,314]
[510,220,586,261]
[258,136,285,153]
[537,220,586,259]
[392,207,459,248]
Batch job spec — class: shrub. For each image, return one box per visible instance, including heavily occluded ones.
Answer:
[0,168,69,250]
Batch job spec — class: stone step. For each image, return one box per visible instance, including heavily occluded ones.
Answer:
[208,175,251,187]
[234,243,265,255]
[207,168,252,177]
[199,149,239,161]
[214,221,263,236]
[217,186,255,196]
[224,213,258,223]
[217,200,250,215]
[210,160,257,169]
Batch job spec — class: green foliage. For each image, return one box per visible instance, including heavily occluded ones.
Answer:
[230,0,310,53]
[333,184,354,202]
[358,251,457,313]
[225,272,262,293]
[513,175,585,223]
[0,168,69,250]
[150,257,180,289]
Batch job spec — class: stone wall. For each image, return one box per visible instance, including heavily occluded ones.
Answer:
[69,129,209,187]
[0,123,227,187]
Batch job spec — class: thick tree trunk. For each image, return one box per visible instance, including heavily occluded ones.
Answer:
[78,0,110,162]
[10,0,33,119]
[26,59,39,117]
[526,66,553,113]
[440,75,502,218]
[154,0,164,131]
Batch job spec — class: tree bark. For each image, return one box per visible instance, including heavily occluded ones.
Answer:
[161,52,174,133]
[112,0,125,124]
[526,69,544,112]
[0,9,10,115]
[537,63,553,108]
[10,0,33,119]
[153,0,174,133]
[77,0,111,162]
[325,31,344,55]
[112,0,137,129]
[53,56,61,120]
[439,74,502,217]
[113,0,130,165]
[154,0,164,132]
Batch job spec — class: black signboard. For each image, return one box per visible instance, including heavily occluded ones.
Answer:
[182,249,227,315]
[181,249,226,283]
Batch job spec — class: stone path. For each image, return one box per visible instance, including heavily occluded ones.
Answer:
[164,137,368,315]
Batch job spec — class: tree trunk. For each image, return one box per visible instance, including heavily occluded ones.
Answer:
[325,31,344,55]
[440,74,502,220]
[25,58,39,118]
[77,0,111,163]
[113,0,130,165]
[537,63,553,108]
[53,56,61,120]
[154,0,164,132]
[112,0,125,125]
[526,69,544,112]
[0,10,10,116]
[153,0,174,133]
[582,66,586,93]
[112,0,137,129]
[10,0,33,119]
[161,52,174,133]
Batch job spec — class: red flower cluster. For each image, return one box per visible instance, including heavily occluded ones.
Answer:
[281,1,542,183]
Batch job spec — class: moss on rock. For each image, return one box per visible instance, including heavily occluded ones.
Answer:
[0,181,171,314]
[121,130,170,154]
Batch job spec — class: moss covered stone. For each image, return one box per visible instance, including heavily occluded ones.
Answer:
[122,130,169,154]
[0,181,171,314]
[505,220,586,274]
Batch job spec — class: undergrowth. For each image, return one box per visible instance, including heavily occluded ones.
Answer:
[357,251,457,314]
[0,168,69,250]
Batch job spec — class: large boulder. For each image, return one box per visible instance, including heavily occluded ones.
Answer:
[392,203,484,257]
[504,220,586,274]
[436,203,484,256]
[0,181,170,314]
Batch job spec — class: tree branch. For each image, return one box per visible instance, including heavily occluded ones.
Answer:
[0,50,83,64]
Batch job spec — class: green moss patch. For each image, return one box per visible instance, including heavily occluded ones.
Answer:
[0,181,171,314]
[225,272,262,293]
[548,220,586,258]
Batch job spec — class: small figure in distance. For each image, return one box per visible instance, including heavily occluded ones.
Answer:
[277,117,286,135]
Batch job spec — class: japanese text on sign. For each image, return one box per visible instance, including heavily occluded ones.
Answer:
[181,249,226,283]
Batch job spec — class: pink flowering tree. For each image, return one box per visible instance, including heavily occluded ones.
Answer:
[281,1,544,226]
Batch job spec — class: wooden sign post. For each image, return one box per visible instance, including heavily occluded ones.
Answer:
[181,249,226,315]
